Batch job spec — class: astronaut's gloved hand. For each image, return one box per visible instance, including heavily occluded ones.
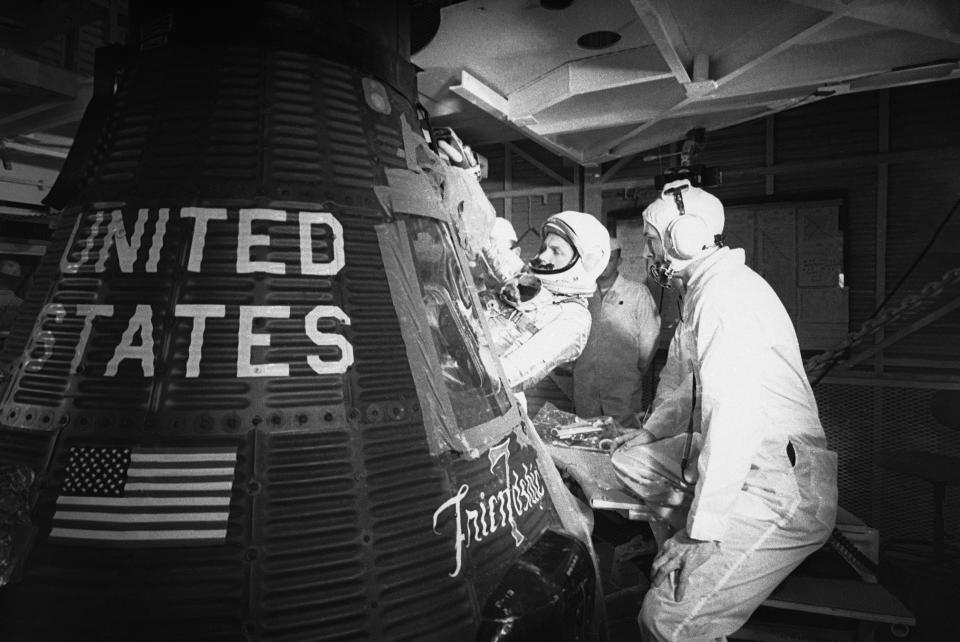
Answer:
[434,127,474,166]
[499,273,541,305]
[499,277,521,305]
[434,127,487,180]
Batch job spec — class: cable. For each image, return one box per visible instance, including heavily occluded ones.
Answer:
[680,373,697,485]
[647,285,666,401]
[811,192,960,387]
[871,193,960,317]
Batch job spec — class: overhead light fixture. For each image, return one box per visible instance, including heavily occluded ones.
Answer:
[576,30,620,50]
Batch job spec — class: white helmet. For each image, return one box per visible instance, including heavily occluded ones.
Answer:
[643,180,724,286]
[643,179,724,261]
[531,211,610,295]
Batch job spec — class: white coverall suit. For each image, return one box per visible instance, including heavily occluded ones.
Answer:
[573,274,659,426]
[611,247,838,641]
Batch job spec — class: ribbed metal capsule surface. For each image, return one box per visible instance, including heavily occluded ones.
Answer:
[0,3,575,641]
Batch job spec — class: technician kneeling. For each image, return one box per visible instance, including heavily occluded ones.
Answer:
[611,180,838,641]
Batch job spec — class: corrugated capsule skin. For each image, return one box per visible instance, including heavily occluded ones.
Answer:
[0,2,595,640]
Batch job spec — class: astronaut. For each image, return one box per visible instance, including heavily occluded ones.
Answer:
[484,210,610,394]
[430,129,610,396]
[610,179,838,641]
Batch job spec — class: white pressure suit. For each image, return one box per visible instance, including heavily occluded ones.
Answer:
[612,246,838,641]
[484,287,592,392]
[433,140,609,401]
[483,211,610,394]
[573,273,659,426]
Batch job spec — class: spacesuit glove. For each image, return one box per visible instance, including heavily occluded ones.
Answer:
[651,528,719,602]
[434,127,482,177]
[499,273,541,306]
[437,138,468,165]
[499,277,521,305]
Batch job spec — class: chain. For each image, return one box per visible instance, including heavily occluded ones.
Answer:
[804,266,960,375]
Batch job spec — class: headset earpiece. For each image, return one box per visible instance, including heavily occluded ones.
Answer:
[665,214,711,260]
[645,180,724,263]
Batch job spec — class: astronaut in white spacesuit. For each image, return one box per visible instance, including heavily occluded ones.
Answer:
[484,210,610,394]
[610,179,838,641]
[433,129,610,396]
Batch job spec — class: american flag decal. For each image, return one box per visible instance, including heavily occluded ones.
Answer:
[50,445,238,547]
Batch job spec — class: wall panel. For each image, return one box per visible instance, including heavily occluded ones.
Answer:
[775,92,879,162]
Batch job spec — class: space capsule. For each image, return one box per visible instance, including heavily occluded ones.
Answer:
[0,1,599,640]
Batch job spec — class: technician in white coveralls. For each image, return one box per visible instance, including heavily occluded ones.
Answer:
[610,179,838,641]
[572,235,660,427]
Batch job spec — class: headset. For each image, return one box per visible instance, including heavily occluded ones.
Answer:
[662,181,720,261]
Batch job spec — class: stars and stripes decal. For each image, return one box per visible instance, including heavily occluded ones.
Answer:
[49,445,238,547]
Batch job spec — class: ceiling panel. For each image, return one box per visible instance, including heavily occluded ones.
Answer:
[412,0,960,164]
[1,0,959,208]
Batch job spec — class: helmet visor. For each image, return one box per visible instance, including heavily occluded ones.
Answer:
[531,219,581,274]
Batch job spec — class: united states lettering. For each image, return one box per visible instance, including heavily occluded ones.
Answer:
[50,445,237,546]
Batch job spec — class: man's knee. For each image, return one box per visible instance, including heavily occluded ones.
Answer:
[639,586,729,642]
[638,602,656,641]
[638,592,672,642]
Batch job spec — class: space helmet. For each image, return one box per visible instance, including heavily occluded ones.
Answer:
[531,210,610,295]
